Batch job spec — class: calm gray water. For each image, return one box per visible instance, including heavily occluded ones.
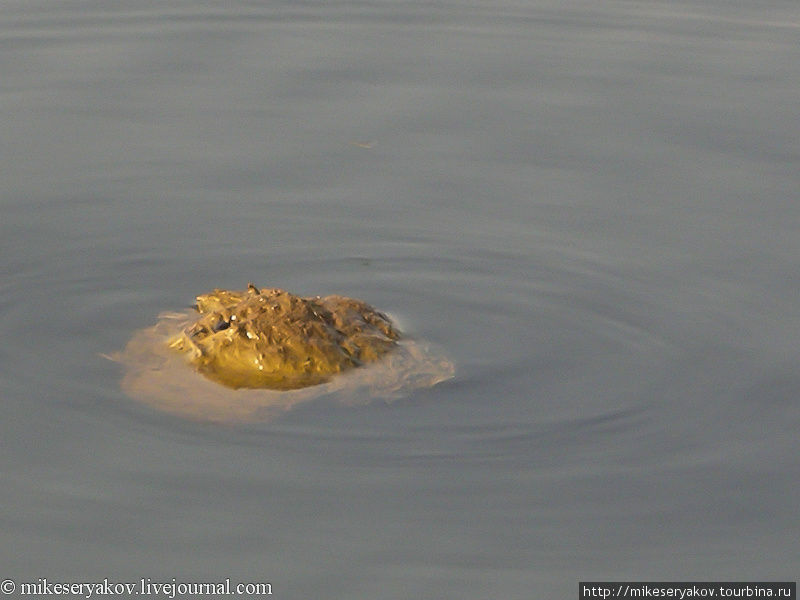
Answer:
[2,1,798,598]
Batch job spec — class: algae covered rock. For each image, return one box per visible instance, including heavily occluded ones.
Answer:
[171,284,401,390]
[116,285,454,423]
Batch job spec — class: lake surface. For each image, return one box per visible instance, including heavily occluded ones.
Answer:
[2,1,798,598]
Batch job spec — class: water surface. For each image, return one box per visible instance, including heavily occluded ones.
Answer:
[2,1,799,598]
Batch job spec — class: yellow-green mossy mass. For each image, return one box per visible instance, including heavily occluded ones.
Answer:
[170,284,401,390]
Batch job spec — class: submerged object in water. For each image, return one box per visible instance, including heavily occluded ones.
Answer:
[115,285,454,423]
[171,284,402,390]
